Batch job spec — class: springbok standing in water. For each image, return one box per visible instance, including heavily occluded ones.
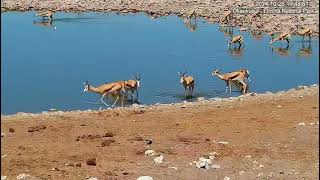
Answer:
[178,71,195,100]
[34,10,54,20]
[125,74,141,103]
[296,27,313,41]
[83,80,127,107]
[228,35,245,47]
[269,32,292,45]
[212,68,250,94]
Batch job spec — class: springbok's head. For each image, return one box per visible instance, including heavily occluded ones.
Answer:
[178,71,187,83]
[83,81,89,92]
[212,69,221,76]
[133,73,141,87]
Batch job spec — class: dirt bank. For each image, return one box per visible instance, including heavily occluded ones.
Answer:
[1,0,319,36]
[1,85,319,179]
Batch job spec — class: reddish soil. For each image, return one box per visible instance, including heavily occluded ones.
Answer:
[1,86,319,180]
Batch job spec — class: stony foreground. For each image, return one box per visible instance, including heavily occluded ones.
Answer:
[1,85,319,179]
[1,0,319,36]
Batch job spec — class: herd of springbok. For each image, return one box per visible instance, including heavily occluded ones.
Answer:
[33,10,314,107]
[83,68,250,107]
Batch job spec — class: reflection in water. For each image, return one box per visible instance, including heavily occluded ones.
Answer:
[270,44,291,57]
[228,46,244,57]
[250,29,263,41]
[33,19,54,28]
[297,42,312,57]
[219,25,234,38]
[183,16,197,32]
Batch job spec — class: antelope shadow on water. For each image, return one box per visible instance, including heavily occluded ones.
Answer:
[183,15,197,32]
[228,45,244,57]
[270,44,292,57]
[297,41,312,57]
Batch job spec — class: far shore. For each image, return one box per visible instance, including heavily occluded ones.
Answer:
[1,0,319,37]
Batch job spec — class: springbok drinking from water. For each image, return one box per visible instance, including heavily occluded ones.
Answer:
[125,74,141,103]
[83,80,127,107]
[178,71,195,100]
[212,68,250,94]
[269,32,292,45]
[228,35,245,47]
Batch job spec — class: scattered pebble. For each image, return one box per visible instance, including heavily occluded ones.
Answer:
[309,122,315,125]
[181,105,187,108]
[137,176,153,180]
[257,172,264,177]
[16,173,32,180]
[218,141,229,145]
[1,155,7,158]
[195,157,212,169]
[298,122,306,126]
[223,176,230,180]
[145,150,156,156]
[258,164,264,168]
[153,155,164,164]
[86,158,96,166]
[168,166,178,170]
[87,177,98,180]
[211,164,221,169]
[253,160,258,164]
[1,176,7,180]
[9,128,15,133]
[239,171,245,175]
[245,155,252,158]
[277,105,282,108]
[1,133,6,137]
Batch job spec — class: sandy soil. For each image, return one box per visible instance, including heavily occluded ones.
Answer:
[1,85,319,179]
[1,0,319,36]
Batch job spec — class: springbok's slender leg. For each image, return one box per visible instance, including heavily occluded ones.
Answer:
[225,81,229,93]
[190,84,194,97]
[229,81,232,93]
[184,86,187,100]
[131,90,134,103]
[121,94,124,107]
[136,89,139,102]
[100,93,109,106]
[111,96,119,107]
[239,79,247,94]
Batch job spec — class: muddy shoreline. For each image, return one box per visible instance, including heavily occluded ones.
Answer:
[1,0,319,36]
[2,84,319,119]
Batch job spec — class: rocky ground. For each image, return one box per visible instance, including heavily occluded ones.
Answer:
[1,85,319,179]
[1,0,319,36]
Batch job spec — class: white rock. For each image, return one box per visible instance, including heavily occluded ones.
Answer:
[208,155,215,160]
[211,164,221,169]
[137,176,153,180]
[253,160,258,164]
[87,178,98,180]
[224,176,231,180]
[1,176,7,180]
[277,105,282,108]
[168,166,178,170]
[245,155,252,158]
[153,155,163,164]
[1,133,5,137]
[298,122,306,126]
[16,173,32,180]
[197,97,205,101]
[309,122,315,125]
[259,164,264,168]
[218,141,229,145]
[189,162,193,165]
[257,172,264,177]
[1,155,7,158]
[196,158,212,169]
[144,150,156,156]
[239,171,245,174]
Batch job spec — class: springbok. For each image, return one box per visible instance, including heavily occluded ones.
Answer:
[83,80,127,107]
[125,74,141,103]
[178,71,195,100]
[34,10,54,20]
[212,68,250,94]
[228,35,245,47]
[296,27,312,41]
[269,32,292,45]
